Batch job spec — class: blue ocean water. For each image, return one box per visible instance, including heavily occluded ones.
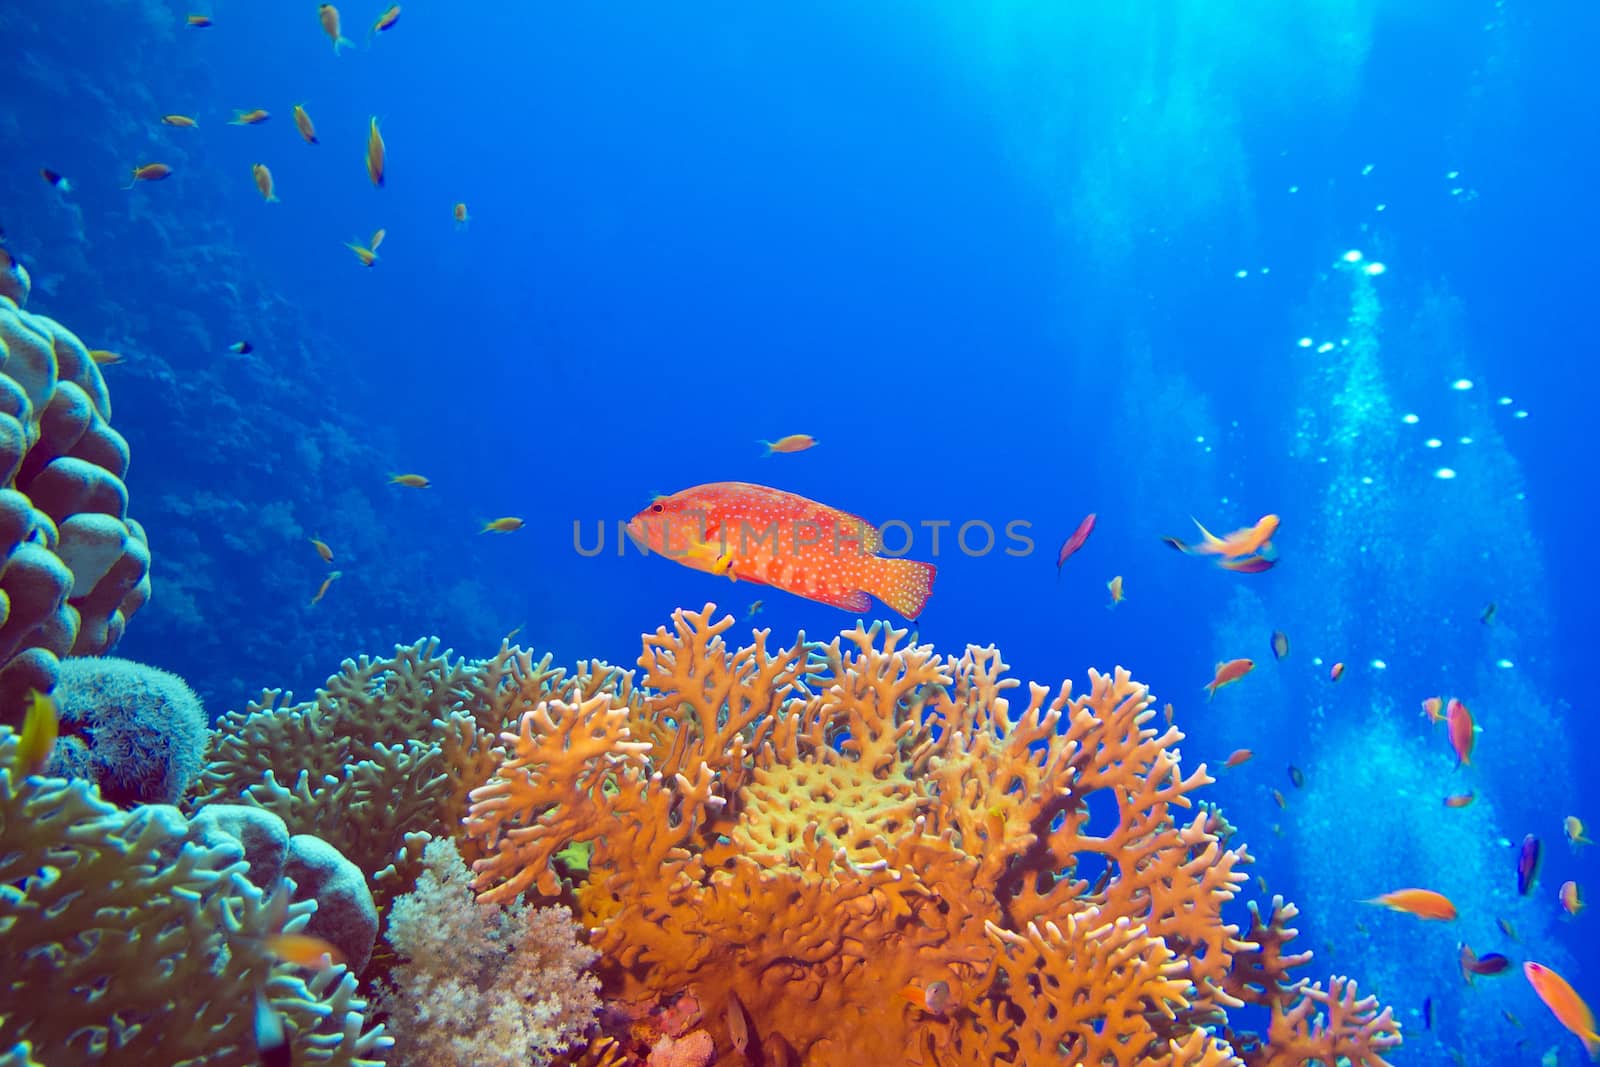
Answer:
[3,1,1596,1062]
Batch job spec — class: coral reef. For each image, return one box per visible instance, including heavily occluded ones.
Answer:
[0,287,149,725]
[194,638,504,907]
[466,604,1401,1066]
[195,637,632,910]
[0,260,26,307]
[286,833,381,976]
[376,837,600,1066]
[0,731,390,1065]
[45,655,206,805]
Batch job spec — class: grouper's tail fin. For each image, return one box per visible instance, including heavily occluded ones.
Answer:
[868,558,936,620]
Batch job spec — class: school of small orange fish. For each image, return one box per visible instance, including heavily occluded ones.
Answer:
[1121,510,1593,1060]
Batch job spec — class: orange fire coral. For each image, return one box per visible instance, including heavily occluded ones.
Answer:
[466,604,1400,1066]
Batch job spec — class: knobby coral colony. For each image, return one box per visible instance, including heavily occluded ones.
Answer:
[466,603,1402,1066]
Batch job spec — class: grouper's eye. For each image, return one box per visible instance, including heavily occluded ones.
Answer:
[651,503,664,513]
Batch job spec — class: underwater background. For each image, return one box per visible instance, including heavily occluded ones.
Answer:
[2,0,1596,1063]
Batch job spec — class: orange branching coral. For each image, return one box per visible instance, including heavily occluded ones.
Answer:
[466,604,1400,1066]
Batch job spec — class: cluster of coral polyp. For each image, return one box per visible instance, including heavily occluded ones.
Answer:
[0,282,149,723]
[466,604,1401,1066]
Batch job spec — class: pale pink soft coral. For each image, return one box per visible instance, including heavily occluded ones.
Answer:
[376,837,600,1067]
[648,1029,715,1067]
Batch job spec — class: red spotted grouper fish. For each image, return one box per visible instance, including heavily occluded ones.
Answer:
[627,482,936,619]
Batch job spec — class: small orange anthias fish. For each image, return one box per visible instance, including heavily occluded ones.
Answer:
[628,482,937,619]
[1524,961,1600,1059]
[309,570,342,606]
[123,163,172,189]
[161,114,198,128]
[1566,816,1592,850]
[1204,658,1254,700]
[1560,880,1583,916]
[480,517,525,534]
[371,4,402,36]
[1106,574,1124,608]
[759,433,817,456]
[318,4,354,53]
[309,537,333,563]
[186,13,212,27]
[1443,791,1475,809]
[345,241,378,267]
[366,116,386,187]
[1168,514,1280,572]
[453,201,470,227]
[389,473,429,488]
[1363,888,1457,921]
[88,349,124,366]
[1222,748,1253,770]
[293,104,318,144]
[1190,514,1280,558]
[1328,661,1345,682]
[13,690,59,778]
[370,228,386,251]
[1446,698,1474,766]
[895,980,954,1016]
[265,932,345,970]
[252,163,278,203]
[1421,696,1446,723]
[230,108,270,126]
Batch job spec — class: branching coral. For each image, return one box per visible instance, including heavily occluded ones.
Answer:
[0,732,390,1065]
[466,604,1401,1066]
[195,638,635,911]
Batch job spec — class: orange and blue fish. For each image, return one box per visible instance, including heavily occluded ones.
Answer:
[370,4,401,36]
[366,116,386,187]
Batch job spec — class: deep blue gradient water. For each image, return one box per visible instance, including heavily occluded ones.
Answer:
[3,1,1596,1062]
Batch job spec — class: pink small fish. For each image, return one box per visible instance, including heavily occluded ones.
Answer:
[1447,698,1474,766]
[1056,513,1097,577]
